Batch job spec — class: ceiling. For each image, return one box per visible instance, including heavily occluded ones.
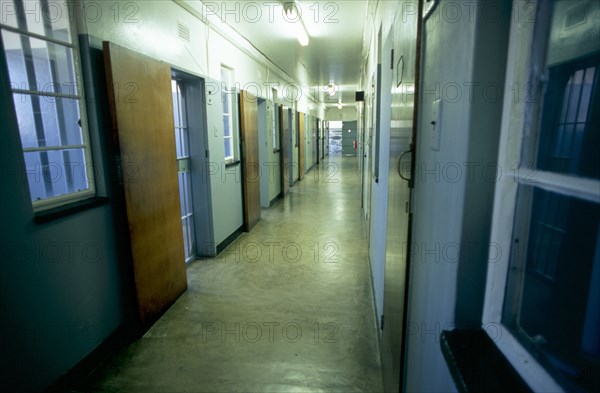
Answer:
[217,0,370,107]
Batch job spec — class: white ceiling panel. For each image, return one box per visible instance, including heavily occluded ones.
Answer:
[212,0,369,104]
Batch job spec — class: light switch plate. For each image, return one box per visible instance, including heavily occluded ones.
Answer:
[431,99,442,151]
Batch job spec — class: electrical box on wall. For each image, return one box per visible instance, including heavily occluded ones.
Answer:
[431,99,442,151]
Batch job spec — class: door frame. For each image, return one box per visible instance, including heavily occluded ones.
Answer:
[297,111,305,180]
[279,105,291,196]
[171,68,215,257]
[239,89,261,231]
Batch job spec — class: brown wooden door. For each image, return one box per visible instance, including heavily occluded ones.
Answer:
[279,105,290,196]
[239,90,261,231]
[103,42,187,327]
[298,112,305,180]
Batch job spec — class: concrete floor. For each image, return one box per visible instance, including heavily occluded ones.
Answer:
[80,155,383,392]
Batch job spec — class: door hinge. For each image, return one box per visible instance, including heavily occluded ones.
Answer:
[205,149,209,159]
[391,49,394,70]
[381,314,384,330]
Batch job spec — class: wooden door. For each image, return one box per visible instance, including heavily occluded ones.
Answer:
[279,105,290,196]
[298,112,305,180]
[239,90,260,231]
[103,42,187,327]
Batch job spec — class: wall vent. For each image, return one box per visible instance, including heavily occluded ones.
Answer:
[177,21,191,42]
[565,3,589,30]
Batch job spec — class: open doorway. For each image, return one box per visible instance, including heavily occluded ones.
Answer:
[171,70,214,261]
[328,120,343,155]
[171,78,196,263]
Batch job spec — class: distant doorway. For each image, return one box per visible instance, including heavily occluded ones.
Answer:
[328,120,343,155]
[171,70,214,261]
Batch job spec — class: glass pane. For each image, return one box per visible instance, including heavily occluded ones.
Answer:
[178,172,186,217]
[182,217,190,260]
[224,137,232,159]
[222,91,230,114]
[174,129,183,159]
[2,30,77,94]
[535,0,600,180]
[184,171,193,215]
[23,150,47,200]
[536,63,599,179]
[6,0,73,43]
[185,216,195,259]
[180,127,189,158]
[171,80,180,128]
[505,186,600,391]
[177,83,186,128]
[13,93,83,148]
[223,115,231,137]
[1,1,19,27]
[24,148,89,201]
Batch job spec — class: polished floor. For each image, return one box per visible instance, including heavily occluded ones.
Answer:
[79,155,382,392]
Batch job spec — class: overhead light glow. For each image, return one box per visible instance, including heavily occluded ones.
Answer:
[296,20,309,46]
[284,1,309,46]
[324,82,337,97]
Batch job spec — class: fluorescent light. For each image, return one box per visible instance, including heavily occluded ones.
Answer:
[284,2,309,46]
[296,20,309,46]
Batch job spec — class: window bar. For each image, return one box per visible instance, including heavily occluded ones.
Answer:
[570,67,593,173]
[11,88,81,100]
[42,0,75,192]
[0,23,74,48]
[565,70,584,165]
[14,0,53,197]
[23,144,86,153]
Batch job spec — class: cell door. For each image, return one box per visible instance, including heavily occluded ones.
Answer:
[172,78,196,263]
[382,6,422,391]
[103,41,187,326]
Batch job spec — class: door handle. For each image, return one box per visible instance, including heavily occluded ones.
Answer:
[398,150,412,181]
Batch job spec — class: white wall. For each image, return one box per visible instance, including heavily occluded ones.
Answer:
[360,0,400,334]
[84,0,321,245]
[204,78,244,246]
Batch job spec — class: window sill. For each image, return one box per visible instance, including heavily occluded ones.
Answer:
[34,197,110,224]
[225,160,241,168]
[440,329,532,393]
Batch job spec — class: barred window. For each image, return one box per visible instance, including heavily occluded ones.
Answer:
[1,0,94,210]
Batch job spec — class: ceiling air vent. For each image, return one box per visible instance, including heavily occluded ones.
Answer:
[177,21,191,42]
[565,3,589,30]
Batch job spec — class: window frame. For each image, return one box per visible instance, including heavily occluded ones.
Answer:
[220,64,235,163]
[482,1,600,391]
[1,1,95,212]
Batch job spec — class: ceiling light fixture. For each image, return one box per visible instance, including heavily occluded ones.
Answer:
[337,99,343,110]
[283,2,310,47]
[324,82,337,97]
